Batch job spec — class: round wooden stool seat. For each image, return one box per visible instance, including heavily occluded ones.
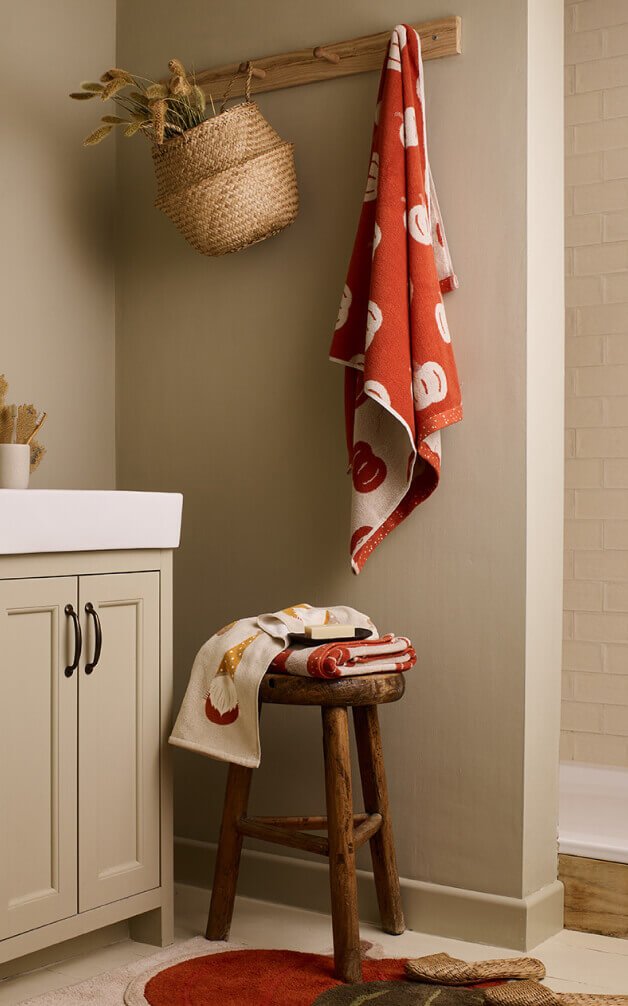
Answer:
[260,671,405,707]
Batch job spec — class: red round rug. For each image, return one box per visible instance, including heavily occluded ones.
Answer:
[132,948,408,1005]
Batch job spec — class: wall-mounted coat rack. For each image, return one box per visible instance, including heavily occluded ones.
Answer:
[192,17,462,102]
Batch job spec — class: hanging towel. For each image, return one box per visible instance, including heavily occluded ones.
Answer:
[270,633,416,679]
[170,603,377,767]
[329,24,462,574]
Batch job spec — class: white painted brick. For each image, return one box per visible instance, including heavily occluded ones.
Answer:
[605,397,628,424]
[566,277,603,309]
[574,116,628,153]
[567,27,605,63]
[566,153,604,187]
[575,545,628,574]
[604,272,628,302]
[567,90,603,126]
[566,183,574,218]
[563,638,604,670]
[573,730,628,765]
[576,54,628,92]
[566,125,576,157]
[574,240,628,272]
[604,22,628,57]
[578,302,628,334]
[563,700,604,732]
[565,611,575,640]
[603,84,628,117]
[566,457,604,485]
[603,705,628,736]
[566,334,604,364]
[566,247,575,276]
[566,396,604,427]
[603,210,628,240]
[566,489,576,518]
[577,428,628,457]
[605,519,628,547]
[563,670,575,701]
[605,581,628,610]
[604,146,628,178]
[605,334,628,362]
[604,642,628,671]
[566,211,602,247]
[574,178,628,213]
[560,731,576,760]
[565,579,604,610]
[565,518,604,549]
[576,0,628,31]
[565,548,575,580]
[605,459,628,485]
[575,365,628,396]
[576,610,628,641]
[572,667,628,700]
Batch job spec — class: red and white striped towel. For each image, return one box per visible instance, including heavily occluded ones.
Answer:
[329,24,462,574]
[271,634,416,679]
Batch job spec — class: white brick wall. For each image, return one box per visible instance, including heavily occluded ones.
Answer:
[564,1,628,767]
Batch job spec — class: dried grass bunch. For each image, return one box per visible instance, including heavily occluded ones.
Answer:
[0,375,46,472]
[70,59,213,145]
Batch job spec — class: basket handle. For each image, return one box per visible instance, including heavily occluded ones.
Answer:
[220,61,254,113]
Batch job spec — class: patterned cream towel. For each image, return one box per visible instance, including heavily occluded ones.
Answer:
[169,604,375,767]
[329,24,462,573]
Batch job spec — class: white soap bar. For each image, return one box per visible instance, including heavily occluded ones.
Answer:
[304,624,356,639]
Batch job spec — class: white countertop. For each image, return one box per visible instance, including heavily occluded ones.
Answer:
[0,490,183,555]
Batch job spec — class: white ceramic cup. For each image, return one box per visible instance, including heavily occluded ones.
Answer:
[0,444,30,489]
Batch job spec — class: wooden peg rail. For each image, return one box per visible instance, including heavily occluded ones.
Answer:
[193,17,462,102]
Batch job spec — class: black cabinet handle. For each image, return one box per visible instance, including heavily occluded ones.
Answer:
[64,604,82,678]
[85,603,102,674]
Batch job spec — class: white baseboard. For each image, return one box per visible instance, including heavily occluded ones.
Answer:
[174,835,563,951]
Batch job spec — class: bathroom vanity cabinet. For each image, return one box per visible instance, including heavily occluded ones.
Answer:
[0,491,182,967]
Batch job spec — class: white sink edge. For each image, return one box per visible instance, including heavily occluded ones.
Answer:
[0,490,183,555]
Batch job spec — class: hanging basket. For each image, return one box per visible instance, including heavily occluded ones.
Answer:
[151,70,298,256]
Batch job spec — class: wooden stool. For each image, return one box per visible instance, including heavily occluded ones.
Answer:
[206,671,406,983]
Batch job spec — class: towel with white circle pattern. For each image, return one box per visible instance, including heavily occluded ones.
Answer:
[329,25,462,573]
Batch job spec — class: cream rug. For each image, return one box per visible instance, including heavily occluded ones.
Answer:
[20,938,241,1006]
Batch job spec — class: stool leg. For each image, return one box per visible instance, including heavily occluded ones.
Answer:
[322,706,362,983]
[206,762,253,941]
[353,705,405,935]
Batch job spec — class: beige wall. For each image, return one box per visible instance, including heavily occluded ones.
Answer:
[563,0,628,768]
[116,0,564,946]
[2,2,116,489]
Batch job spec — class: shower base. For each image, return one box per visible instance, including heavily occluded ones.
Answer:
[559,761,628,938]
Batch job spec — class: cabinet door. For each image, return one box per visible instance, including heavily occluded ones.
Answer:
[0,577,78,939]
[78,572,160,912]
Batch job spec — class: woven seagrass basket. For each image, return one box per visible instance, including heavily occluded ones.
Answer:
[152,72,298,256]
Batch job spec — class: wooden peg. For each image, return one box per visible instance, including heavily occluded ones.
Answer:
[313,46,340,64]
[239,61,266,80]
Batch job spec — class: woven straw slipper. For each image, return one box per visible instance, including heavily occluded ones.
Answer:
[405,953,546,986]
[484,980,628,1006]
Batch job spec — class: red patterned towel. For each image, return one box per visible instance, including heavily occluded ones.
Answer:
[271,634,416,680]
[329,24,462,574]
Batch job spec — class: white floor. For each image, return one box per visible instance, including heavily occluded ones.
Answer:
[1,885,627,1003]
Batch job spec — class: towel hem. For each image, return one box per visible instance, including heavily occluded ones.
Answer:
[169,734,261,768]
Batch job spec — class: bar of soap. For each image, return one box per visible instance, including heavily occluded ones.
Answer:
[304,624,356,639]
